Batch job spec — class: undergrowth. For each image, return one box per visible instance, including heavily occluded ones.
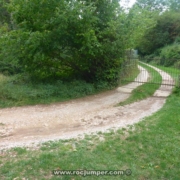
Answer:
[0,75,113,108]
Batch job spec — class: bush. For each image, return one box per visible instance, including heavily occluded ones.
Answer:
[159,43,180,66]
[143,54,156,63]
[0,28,24,75]
[175,36,180,44]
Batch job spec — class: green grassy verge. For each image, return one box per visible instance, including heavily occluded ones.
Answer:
[0,75,115,108]
[1,88,180,179]
[0,60,139,109]
[118,62,162,106]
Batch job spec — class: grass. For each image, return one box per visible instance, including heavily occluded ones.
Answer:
[0,75,114,108]
[118,62,162,106]
[1,65,180,179]
[149,62,180,86]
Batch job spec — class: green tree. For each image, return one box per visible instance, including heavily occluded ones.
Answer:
[136,11,180,55]
[168,0,180,12]
[0,0,126,84]
[135,0,167,11]
[124,4,158,49]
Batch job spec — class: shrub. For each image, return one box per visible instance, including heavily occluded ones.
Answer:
[159,43,180,66]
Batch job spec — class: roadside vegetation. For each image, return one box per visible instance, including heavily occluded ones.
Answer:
[0,62,140,108]
[0,75,115,108]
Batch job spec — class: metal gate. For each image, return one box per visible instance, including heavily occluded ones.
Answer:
[120,58,180,87]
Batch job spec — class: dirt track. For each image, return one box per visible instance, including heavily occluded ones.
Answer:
[0,64,174,150]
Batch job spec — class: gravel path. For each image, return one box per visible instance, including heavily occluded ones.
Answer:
[0,64,174,150]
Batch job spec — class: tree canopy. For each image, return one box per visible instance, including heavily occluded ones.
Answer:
[131,0,180,56]
[0,0,129,83]
[0,0,179,82]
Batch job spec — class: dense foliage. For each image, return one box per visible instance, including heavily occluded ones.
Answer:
[136,11,180,56]
[0,0,11,27]
[130,0,180,67]
[0,0,129,84]
[159,43,180,67]
[0,0,180,83]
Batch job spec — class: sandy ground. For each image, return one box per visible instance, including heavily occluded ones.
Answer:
[0,64,174,150]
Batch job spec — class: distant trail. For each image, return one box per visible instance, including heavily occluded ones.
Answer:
[0,64,173,150]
